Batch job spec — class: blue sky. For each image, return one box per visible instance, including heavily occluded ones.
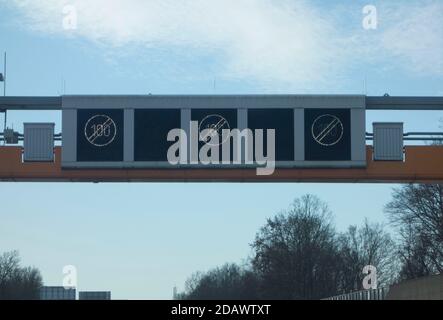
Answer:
[0,0,442,299]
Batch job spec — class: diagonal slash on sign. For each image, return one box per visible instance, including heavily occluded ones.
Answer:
[87,118,113,144]
[201,118,227,142]
[314,118,340,143]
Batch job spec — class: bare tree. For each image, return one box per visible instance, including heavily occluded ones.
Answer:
[179,194,403,300]
[251,195,340,300]
[337,219,397,292]
[180,264,260,300]
[385,184,443,279]
[0,251,43,300]
[395,222,435,279]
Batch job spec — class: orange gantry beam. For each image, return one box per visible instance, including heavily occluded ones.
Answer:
[1,146,443,183]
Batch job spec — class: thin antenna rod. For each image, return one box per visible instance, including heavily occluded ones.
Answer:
[3,52,6,96]
[364,76,367,95]
[3,52,6,139]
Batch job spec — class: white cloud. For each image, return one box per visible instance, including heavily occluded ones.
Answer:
[3,0,443,88]
[379,1,443,76]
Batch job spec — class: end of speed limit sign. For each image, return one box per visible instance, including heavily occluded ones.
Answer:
[84,115,117,147]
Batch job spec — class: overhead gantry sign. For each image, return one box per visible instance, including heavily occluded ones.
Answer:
[0,95,443,183]
[61,95,366,170]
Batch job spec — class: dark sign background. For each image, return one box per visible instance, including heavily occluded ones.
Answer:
[134,109,181,161]
[248,109,294,161]
[305,108,351,161]
[75,108,353,164]
[77,109,124,162]
[191,109,237,162]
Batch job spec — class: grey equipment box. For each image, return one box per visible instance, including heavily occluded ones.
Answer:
[23,123,55,162]
[373,122,404,161]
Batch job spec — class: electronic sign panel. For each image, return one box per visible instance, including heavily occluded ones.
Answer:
[304,109,351,161]
[248,109,294,161]
[61,95,366,171]
[191,108,238,162]
[134,109,181,162]
[76,109,124,162]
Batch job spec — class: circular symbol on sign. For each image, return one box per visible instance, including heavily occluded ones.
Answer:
[84,115,117,147]
[199,114,230,146]
[311,114,344,146]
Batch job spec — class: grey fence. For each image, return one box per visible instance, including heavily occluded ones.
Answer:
[323,287,389,300]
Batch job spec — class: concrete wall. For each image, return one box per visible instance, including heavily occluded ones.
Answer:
[386,274,443,300]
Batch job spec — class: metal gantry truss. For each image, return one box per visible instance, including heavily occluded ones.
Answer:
[0,95,442,183]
